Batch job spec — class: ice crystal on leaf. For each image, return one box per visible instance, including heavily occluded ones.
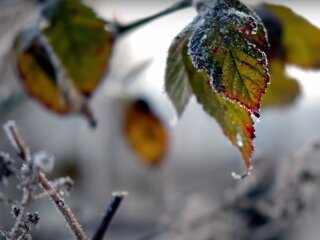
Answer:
[188,0,269,114]
[165,0,270,169]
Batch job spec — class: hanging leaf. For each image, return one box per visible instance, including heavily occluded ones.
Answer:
[187,46,254,169]
[44,0,113,95]
[165,0,271,168]
[189,0,269,115]
[263,4,320,69]
[124,99,168,167]
[166,33,254,169]
[262,60,300,108]
[14,0,113,126]
[15,36,69,114]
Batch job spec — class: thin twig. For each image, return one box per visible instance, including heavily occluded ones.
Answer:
[4,121,30,161]
[4,121,89,240]
[37,172,88,240]
[115,0,193,36]
[92,192,127,240]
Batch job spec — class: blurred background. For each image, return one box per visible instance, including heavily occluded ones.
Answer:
[1,0,320,239]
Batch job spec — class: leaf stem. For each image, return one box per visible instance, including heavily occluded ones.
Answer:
[115,0,193,36]
[91,192,127,240]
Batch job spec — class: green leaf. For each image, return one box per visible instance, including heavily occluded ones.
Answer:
[264,4,320,69]
[184,46,254,169]
[14,0,113,126]
[165,22,197,116]
[262,59,300,108]
[44,0,113,95]
[165,29,255,169]
[189,0,269,115]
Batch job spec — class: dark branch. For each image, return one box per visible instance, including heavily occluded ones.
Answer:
[92,192,127,240]
[115,0,193,36]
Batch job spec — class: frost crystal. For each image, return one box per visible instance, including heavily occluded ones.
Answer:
[188,0,269,113]
[33,151,55,173]
[53,177,74,194]
[236,133,243,147]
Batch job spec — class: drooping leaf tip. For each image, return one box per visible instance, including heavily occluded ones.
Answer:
[231,165,253,180]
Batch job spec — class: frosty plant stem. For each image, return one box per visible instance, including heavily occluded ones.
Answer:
[115,0,193,36]
[4,121,89,240]
[92,192,127,240]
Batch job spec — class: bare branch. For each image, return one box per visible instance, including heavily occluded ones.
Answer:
[92,192,128,240]
[115,0,192,36]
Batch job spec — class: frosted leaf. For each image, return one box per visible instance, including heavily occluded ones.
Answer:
[33,151,55,173]
[188,0,269,114]
[183,45,255,169]
[165,17,200,116]
[165,0,268,169]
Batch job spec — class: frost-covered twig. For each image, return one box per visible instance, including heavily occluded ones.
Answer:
[33,177,74,201]
[3,120,89,240]
[92,192,127,240]
[4,120,30,161]
[37,171,88,240]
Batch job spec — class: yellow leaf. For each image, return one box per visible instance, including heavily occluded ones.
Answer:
[265,4,320,68]
[16,37,69,114]
[124,99,168,167]
[262,59,300,108]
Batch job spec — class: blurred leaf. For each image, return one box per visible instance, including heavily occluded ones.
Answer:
[14,0,112,126]
[189,0,269,115]
[44,0,113,95]
[264,4,320,68]
[262,60,300,108]
[124,99,168,167]
[15,36,69,113]
[253,5,284,59]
